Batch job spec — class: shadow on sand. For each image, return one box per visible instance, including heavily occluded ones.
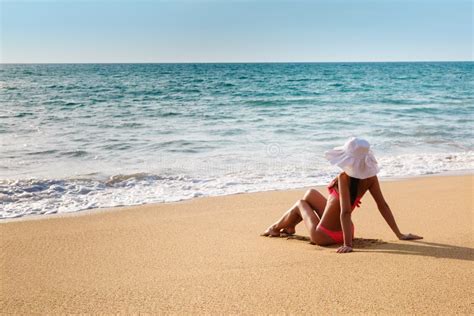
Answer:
[283,234,386,248]
[283,235,473,261]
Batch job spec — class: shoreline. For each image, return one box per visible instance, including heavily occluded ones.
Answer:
[2,169,472,224]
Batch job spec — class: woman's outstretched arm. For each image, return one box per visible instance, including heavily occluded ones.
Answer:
[338,173,354,252]
[369,176,422,240]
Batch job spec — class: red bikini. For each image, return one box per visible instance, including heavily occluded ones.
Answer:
[317,183,364,244]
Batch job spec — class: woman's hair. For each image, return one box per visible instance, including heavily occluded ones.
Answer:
[329,174,360,205]
[349,176,360,206]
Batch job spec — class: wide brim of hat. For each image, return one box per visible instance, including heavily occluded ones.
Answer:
[324,149,380,179]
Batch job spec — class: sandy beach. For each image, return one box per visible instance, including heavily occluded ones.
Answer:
[1,174,473,314]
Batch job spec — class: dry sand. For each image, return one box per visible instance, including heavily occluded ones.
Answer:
[1,174,473,314]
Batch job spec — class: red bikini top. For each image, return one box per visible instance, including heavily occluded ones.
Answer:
[327,178,364,211]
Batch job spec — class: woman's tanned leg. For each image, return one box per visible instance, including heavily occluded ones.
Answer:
[262,201,300,236]
[262,199,332,245]
[303,188,327,218]
[277,188,327,234]
[262,188,327,236]
[292,199,322,243]
[273,201,303,234]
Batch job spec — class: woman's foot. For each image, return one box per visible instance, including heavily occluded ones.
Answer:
[279,227,296,237]
[261,224,281,237]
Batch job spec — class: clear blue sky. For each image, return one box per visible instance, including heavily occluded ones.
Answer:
[1,0,472,63]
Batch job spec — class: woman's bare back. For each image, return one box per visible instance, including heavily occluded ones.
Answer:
[318,175,375,231]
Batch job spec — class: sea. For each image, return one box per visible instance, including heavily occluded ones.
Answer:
[1,62,473,219]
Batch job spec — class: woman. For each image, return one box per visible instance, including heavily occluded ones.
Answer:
[262,137,423,254]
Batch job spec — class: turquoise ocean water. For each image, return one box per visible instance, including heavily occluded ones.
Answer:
[1,62,473,219]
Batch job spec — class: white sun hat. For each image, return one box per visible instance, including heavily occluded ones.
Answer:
[324,137,380,179]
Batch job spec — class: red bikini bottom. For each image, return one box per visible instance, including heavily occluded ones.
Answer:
[318,222,355,244]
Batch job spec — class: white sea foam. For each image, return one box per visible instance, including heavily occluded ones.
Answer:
[1,151,472,220]
[378,151,474,177]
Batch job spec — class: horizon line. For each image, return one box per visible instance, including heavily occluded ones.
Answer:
[1,60,473,65]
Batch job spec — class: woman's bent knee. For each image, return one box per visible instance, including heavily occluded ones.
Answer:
[296,199,307,208]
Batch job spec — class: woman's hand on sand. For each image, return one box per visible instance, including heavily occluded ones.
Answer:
[398,233,423,240]
[336,245,353,253]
